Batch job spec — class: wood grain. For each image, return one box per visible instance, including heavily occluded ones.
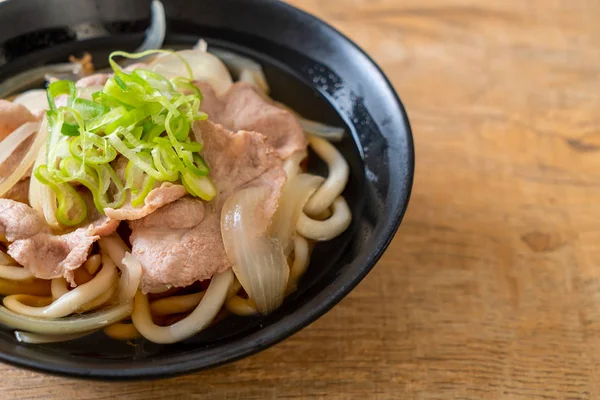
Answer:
[3,0,600,398]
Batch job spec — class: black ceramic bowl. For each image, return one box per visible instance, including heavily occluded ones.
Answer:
[0,0,414,379]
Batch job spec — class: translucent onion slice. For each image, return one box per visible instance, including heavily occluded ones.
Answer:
[132,269,233,344]
[0,303,132,335]
[276,101,345,142]
[0,121,39,170]
[299,119,345,142]
[271,174,324,255]
[221,186,290,315]
[209,48,270,94]
[303,135,350,217]
[149,49,233,96]
[13,90,48,117]
[15,330,96,344]
[28,120,60,230]
[135,0,166,54]
[2,259,117,319]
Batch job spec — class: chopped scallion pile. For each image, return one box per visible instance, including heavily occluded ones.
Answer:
[36,50,215,226]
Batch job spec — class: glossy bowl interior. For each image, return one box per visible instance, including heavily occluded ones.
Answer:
[0,0,414,379]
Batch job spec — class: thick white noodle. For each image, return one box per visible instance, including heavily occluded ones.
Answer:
[303,135,349,217]
[0,265,34,281]
[132,269,233,344]
[297,197,352,241]
[3,260,117,318]
[289,235,310,287]
[51,278,69,300]
[225,295,258,316]
[150,292,205,316]
[99,235,142,302]
[283,150,307,180]
[0,303,132,335]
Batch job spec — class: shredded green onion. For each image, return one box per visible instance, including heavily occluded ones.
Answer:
[34,49,216,226]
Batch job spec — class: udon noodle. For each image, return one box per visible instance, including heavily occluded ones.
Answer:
[0,43,352,344]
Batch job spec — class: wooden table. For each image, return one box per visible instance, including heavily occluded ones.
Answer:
[3,0,600,398]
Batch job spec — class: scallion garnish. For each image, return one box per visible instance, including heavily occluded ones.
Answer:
[35,50,215,226]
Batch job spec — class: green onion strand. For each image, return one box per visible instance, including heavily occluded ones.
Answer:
[35,49,216,226]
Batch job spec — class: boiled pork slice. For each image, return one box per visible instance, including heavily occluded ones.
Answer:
[3,197,119,286]
[197,82,307,159]
[130,120,286,292]
[104,156,188,221]
[105,182,188,221]
[0,199,49,242]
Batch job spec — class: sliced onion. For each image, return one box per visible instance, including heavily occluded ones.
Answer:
[135,0,166,54]
[75,85,104,101]
[12,91,48,117]
[303,135,350,217]
[271,174,324,255]
[149,50,233,96]
[297,196,352,241]
[0,303,132,335]
[221,186,289,315]
[210,49,270,93]
[98,235,141,302]
[0,121,39,169]
[3,258,117,318]
[0,265,34,281]
[299,119,345,142]
[132,269,233,344]
[15,330,96,344]
[28,119,60,230]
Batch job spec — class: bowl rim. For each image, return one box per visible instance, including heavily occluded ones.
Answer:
[0,0,415,380]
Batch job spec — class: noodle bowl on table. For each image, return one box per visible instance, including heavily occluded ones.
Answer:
[0,43,352,345]
[0,0,413,379]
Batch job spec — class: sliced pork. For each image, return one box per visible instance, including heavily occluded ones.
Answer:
[5,195,119,286]
[0,199,49,242]
[198,82,307,159]
[130,120,286,292]
[105,183,188,221]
